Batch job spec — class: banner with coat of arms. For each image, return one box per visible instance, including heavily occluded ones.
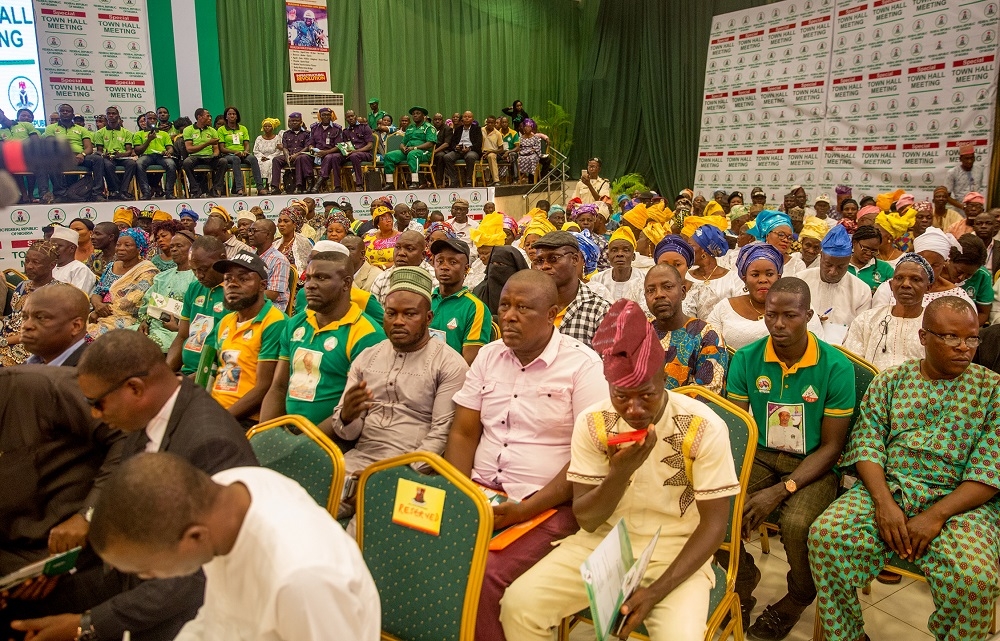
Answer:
[0,187,494,271]
[694,0,1000,202]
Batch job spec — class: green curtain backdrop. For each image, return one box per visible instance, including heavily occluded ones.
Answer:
[358,0,587,126]
[217,0,587,135]
[571,0,778,197]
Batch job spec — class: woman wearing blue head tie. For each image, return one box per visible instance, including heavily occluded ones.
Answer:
[707,242,825,349]
[755,209,808,277]
[687,223,743,319]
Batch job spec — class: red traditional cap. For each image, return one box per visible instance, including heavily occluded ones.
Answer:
[591,299,665,388]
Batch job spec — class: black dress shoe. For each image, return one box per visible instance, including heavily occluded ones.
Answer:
[747,605,802,641]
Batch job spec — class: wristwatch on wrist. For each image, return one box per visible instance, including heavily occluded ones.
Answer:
[784,478,798,494]
[76,610,96,641]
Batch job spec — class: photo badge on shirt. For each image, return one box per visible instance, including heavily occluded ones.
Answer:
[766,401,805,454]
[213,349,242,393]
[289,347,323,402]
[185,314,214,353]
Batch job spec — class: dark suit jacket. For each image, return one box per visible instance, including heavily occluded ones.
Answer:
[61,342,88,367]
[88,378,258,641]
[990,240,1000,277]
[973,324,1000,374]
[448,123,483,154]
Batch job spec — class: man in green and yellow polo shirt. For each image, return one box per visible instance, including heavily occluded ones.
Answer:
[93,105,136,200]
[38,102,106,203]
[260,251,385,440]
[181,107,225,198]
[134,112,177,199]
[290,241,384,321]
[167,236,229,375]
[382,106,437,189]
[429,237,492,365]
[725,277,855,639]
[209,251,286,422]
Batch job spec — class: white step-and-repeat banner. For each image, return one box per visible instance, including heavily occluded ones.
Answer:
[0,187,495,271]
[694,0,1000,203]
[35,0,154,122]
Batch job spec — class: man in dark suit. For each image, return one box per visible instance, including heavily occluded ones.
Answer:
[0,366,124,638]
[443,111,483,187]
[10,330,258,641]
[21,283,90,366]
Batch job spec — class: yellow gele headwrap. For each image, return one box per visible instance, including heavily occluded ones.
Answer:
[642,222,666,245]
[522,208,556,238]
[799,217,829,241]
[112,206,134,226]
[261,117,281,131]
[372,205,392,220]
[209,205,232,223]
[681,214,729,238]
[470,213,507,247]
[875,208,916,240]
[608,226,637,249]
[875,189,905,213]
[152,210,172,222]
[561,221,582,232]
[702,200,725,218]
[622,203,648,230]
[646,201,670,225]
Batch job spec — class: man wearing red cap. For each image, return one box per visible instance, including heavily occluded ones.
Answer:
[945,144,986,205]
[501,299,740,641]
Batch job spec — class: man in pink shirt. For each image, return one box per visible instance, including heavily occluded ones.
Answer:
[444,269,609,640]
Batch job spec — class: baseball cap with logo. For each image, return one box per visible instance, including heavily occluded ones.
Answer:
[212,251,267,280]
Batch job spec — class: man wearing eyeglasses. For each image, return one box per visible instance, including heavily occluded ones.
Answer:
[8,330,258,641]
[810,296,1000,641]
[0,366,124,640]
[531,231,610,349]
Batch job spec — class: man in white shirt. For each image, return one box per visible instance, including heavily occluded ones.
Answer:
[444,269,608,641]
[797,224,871,345]
[88,453,380,641]
[49,225,96,295]
[342,235,380,292]
[589,226,647,307]
[446,198,478,244]
[571,157,611,205]
[369,230,438,305]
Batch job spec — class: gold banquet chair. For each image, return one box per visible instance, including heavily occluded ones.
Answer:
[357,452,493,641]
[559,386,758,641]
[246,415,346,517]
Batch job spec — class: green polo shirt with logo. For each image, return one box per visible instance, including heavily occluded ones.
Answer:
[847,259,894,294]
[94,126,134,155]
[43,122,92,153]
[429,286,492,354]
[279,303,386,425]
[179,281,227,375]
[502,130,519,150]
[218,124,252,153]
[292,287,384,324]
[183,124,219,157]
[960,267,994,306]
[0,121,38,141]
[134,129,172,155]
[727,332,855,456]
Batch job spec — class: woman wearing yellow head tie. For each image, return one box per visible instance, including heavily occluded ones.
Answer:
[873,208,914,267]
[517,208,556,263]
[795,217,829,268]
[470,213,507,266]
[253,117,283,194]
[363,205,400,269]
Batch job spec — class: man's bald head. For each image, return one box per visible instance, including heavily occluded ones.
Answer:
[924,296,978,328]
[90,452,217,556]
[20,283,90,361]
[502,269,559,308]
[78,329,170,384]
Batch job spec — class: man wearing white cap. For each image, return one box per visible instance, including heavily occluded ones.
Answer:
[50,225,97,295]
[811,194,837,229]
[945,144,986,204]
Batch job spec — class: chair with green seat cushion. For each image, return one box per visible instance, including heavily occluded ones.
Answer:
[558,386,758,641]
[357,452,492,641]
[246,415,345,517]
